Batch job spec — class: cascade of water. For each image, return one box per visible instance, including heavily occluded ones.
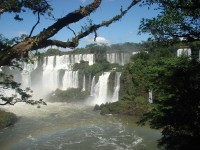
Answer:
[93,72,111,105]
[121,53,125,65]
[62,71,79,90]
[90,76,96,96]
[72,54,95,66]
[88,74,91,91]
[42,56,60,91]
[3,53,97,100]
[20,54,95,92]
[50,54,95,70]
[83,54,95,65]
[177,48,192,57]
[21,64,32,88]
[21,61,38,88]
[106,53,116,64]
[55,55,72,70]
[111,72,121,102]
[82,74,86,91]
[106,53,130,65]
[148,90,153,103]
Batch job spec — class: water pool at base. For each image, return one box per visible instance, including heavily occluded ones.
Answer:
[0,103,160,150]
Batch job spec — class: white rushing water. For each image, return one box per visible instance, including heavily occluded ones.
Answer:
[21,61,38,88]
[90,76,96,96]
[0,103,161,150]
[111,72,121,102]
[89,72,122,105]
[42,56,59,91]
[93,72,111,105]
[19,54,95,93]
[82,74,86,91]
[106,53,130,65]
[62,71,79,90]
[8,53,124,105]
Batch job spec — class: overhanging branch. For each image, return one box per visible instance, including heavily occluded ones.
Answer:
[74,0,140,42]
[0,0,140,67]
[29,12,41,38]
[33,0,140,49]
[34,0,102,41]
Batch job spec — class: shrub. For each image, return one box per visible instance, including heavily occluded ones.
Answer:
[0,109,17,129]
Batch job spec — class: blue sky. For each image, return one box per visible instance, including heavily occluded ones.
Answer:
[0,0,159,49]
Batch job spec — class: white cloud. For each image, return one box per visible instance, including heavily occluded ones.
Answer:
[84,36,111,45]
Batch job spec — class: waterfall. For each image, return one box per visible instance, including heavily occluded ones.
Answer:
[62,71,79,90]
[7,53,124,103]
[90,72,121,105]
[21,61,38,88]
[111,72,121,102]
[82,74,86,91]
[106,53,130,65]
[42,56,60,91]
[93,72,111,105]
[39,54,94,92]
[88,74,91,91]
[177,48,191,57]
[54,55,72,70]
[90,76,96,96]
[148,90,153,103]
[69,54,95,66]
[21,64,32,88]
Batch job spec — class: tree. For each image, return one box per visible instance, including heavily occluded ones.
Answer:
[139,0,200,57]
[139,0,200,41]
[139,57,200,149]
[0,0,140,105]
[138,1,200,149]
[0,0,140,66]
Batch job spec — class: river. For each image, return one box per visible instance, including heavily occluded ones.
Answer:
[0,102,160,150]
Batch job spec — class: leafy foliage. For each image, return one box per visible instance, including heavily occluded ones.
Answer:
[0,72,46,106]
[139,0,200,42]
[48,88,90,103]
[0,109,17,129]
[139,57,200,150]
[96,97,149,116]
[138,2,200,148]
[0,0,52,20]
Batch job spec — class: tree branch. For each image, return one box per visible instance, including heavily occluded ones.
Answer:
[33,0,102,41]
[73,0,140,42]
[0,0,140,67]
[32,0,140,49]
[29,12,41,38]
[0,0,102,66]
[67,26,77,37]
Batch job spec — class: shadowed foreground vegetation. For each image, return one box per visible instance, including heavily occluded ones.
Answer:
[0,109,17,129]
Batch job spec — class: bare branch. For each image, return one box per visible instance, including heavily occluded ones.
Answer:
[0,101,10,105]
[29,12,41,38]
[67,26,77,37]
[74,0,140,42]
[94,29,98,42]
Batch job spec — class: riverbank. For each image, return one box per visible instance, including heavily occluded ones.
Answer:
[0,109,17,129]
